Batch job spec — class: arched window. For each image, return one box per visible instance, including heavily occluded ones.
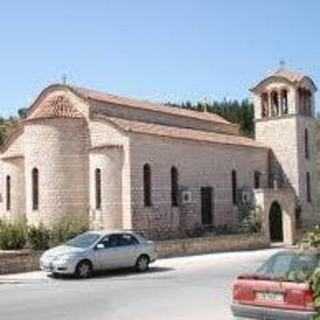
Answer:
[6,175,11,211]
[254,171,261,189]
[95,168,102,210]
[32,168,39,210]
[306,91,312,116]
[261,93,268,118]
[281,89,288,114]
[306,172,311,203]
[171,166,179,207]
[305,128,309,159]
[298,88,305,114]
[143,164,152,207]
[299,88,312,116]
[271,91,279,116]
[231,170,237,205]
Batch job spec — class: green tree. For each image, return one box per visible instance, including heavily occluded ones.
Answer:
[166,98,254,137]
[18,108,28,119]
[0,108,25,146]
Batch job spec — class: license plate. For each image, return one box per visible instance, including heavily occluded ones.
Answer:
[256,291,284,302]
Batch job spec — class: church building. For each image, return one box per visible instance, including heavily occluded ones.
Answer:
[0,67,318,243]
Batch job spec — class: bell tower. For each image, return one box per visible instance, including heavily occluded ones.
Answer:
[251,67,318,226]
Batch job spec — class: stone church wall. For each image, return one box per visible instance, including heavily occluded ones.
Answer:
[0,131,26,221]
[89,120,132,230]
[0,157,25,221]
[129,132,269,238]
[23,118,90,226]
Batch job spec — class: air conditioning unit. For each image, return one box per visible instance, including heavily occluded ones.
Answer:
[181,190,193,204]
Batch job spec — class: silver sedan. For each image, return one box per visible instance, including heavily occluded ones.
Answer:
[40,231,157,278]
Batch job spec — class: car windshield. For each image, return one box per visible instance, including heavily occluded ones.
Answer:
[256,251,320,282]
[66,232,101,248]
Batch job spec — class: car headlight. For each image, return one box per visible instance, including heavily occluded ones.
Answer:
[55,255,76,264]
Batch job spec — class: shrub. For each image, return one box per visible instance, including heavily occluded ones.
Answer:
[184,224,206,238]
[27,224,50,251]
[310,270,320,319]
[238,206,262,234]
[299,226,320,318]
[49,214,89,246]
[300,226,320,249]
[0,219,27,250]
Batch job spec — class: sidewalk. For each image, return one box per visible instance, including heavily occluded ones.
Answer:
[0,271,48,283]
[0,247,282,284]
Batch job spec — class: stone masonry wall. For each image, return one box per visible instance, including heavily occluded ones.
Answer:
[129,132,269,237]
[256,116,319,227]
[89,120,132,230]
[156,233,269,258]
[23,118,90,226]
[0,250,42,275]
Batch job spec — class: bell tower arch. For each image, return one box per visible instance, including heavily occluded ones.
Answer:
[251,67,318,227]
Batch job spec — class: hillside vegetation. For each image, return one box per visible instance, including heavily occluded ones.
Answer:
[166,99,254,137]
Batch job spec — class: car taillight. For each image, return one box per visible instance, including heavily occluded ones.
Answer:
[303,289,314,309]
[233,284,241,301]
[233,284,254,302]
[286,288,315,310]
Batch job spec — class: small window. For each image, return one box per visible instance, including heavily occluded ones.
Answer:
[261,93,268,118]
[171,166,179,207]
[254,171,261,189]
[231,170,237,205]
[143,164,152,207]
[281,90,288,114]
[6,175,11,211]
[305,128,309,159]
[271,91,279,116]
[95,168,102,210]
[306,172,312,203]
[306,91,312,116]
[32,168,39,211]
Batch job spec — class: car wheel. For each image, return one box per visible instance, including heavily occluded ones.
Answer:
[75,260,93,279]
[136,255,150,272]
[51,272,60,279]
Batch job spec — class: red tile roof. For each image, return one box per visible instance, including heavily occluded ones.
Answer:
[251,68,317,91]
[29,95,83,120]
[71,86,232,125]
[95,115,267,149]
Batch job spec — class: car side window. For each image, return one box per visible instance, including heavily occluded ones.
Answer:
[118,234,139,246]
[109,235,121,248]
[100,236,110,248]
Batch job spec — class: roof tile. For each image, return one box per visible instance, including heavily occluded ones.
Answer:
[72,86,231,125]
[30,95,83,119]
[98,115,267,149]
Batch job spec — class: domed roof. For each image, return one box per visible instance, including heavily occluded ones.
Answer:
[251,67,317,92]
[272,68,306,83]
[29,95,84,120]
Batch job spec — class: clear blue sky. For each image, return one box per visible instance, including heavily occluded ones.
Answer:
[1,0,320,117]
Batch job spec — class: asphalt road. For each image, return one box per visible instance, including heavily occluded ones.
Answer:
[0,248,281,320]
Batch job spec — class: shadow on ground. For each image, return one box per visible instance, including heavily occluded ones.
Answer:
[49,266,175,281]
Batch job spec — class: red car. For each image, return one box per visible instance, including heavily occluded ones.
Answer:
[231,251,319,320]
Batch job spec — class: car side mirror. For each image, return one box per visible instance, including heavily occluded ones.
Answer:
[96,243,105,250]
